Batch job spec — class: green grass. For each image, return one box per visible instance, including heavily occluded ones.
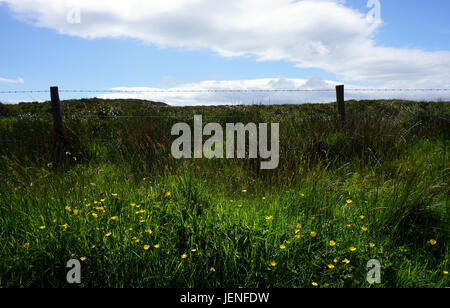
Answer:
[0,99,448,288]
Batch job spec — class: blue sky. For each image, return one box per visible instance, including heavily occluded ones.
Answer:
[0,0,449,105]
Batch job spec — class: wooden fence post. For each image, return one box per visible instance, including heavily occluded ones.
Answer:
[50,86,65,157]
[336,85,346,122]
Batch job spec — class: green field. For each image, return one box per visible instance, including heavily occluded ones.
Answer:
[0,99,449,288]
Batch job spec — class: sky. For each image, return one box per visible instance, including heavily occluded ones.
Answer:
[0,0,449,105]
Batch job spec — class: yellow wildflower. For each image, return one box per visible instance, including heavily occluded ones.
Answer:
[111,216,118,221]
[154,244,160,249]
[143,245,150,250]
[310,231,317,237]
[91,213,98,219]
[181,254,187,259]
[265,216,273,221]
[429,239,437,245]
[361,226,368,232]
[327,264,335,269]
[80,257,87,262]
[312,282,318,287]
[280,245,286,250]
[346,199,352,204]
[210,267,216,272]
[270,262,277,267]
[349,246,357,252]
[369,243,376,248]
[39,226,46,230]
[329,240,336,246]
[105,233,112,237]
[23,243,30,249]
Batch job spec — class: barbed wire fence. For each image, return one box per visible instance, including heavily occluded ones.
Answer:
[1,88,450,94]
[1,86,449,112]
[0,86,449,147]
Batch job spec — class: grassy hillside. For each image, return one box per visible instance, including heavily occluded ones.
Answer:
[0,99,449,288]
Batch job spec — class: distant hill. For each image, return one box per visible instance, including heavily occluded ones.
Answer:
[0,98,168,117]
[1,98,449,118]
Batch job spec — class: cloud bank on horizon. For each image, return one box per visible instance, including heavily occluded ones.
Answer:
[101,77,339,105]
[98,77,448,106]
[0,0,449,105]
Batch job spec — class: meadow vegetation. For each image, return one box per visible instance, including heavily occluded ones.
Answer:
[0,99,448,288]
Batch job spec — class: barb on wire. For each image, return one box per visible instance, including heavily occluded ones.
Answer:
[0,90,49,94]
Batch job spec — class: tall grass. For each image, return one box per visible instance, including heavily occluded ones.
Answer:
[0,99,448,288]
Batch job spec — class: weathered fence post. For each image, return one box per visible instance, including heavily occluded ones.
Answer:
[336,85,346,122]
[50,86,65,158]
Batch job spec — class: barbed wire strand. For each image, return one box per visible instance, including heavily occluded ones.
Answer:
[1,88,450,94]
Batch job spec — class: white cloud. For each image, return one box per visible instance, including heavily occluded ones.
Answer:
[97,77,449,106]
[98,77,334,105]
[1,0,449,89]
[0,77,24,84]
